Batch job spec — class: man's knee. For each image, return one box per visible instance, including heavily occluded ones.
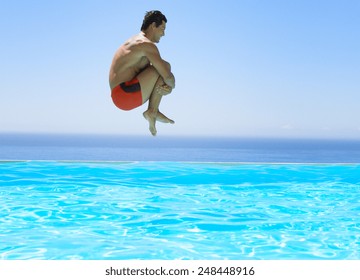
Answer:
[163,61,171,71]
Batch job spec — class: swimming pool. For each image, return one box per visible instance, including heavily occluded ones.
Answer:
[1,161,359,259]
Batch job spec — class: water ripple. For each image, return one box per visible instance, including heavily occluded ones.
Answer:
[1,161,360,259]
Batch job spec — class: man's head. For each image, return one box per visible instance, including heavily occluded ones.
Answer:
[141,10,167,31]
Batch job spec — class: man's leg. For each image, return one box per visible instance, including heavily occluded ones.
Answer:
[143,76,164,136]
[137,65,173,136]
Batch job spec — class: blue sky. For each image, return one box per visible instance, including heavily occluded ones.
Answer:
[0,0,359,138]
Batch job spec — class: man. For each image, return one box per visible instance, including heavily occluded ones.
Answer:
[109,10,175,136]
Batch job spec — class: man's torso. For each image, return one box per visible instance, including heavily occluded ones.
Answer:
[109,34,153,90]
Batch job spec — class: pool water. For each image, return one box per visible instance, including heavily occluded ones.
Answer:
[1,161,359,259]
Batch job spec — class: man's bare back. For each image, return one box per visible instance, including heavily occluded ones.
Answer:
[109,11,175,136]
[109,34,152,90]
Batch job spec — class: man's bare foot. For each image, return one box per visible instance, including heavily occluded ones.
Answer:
[157,111,175,124]
[143,110,157,136]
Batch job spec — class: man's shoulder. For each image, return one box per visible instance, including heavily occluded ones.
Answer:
[123,33,158,57]
[124,35,152,51]
[136,39,156,50]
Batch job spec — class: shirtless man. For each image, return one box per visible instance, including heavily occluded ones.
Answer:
[109,10,175,136]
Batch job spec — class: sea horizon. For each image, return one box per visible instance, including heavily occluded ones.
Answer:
[1,132,360,163]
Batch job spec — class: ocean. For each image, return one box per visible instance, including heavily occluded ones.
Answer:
[1,133,360,162]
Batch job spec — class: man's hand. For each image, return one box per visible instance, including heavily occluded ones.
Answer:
[156,84,172,95]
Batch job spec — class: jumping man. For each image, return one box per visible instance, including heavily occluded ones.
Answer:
[109,10,175,136]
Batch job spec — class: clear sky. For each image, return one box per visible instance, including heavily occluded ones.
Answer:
[0,0,359,139]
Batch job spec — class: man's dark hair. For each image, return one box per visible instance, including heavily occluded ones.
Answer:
[141,10,167,31]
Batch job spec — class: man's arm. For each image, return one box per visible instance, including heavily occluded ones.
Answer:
[142,43,175,88]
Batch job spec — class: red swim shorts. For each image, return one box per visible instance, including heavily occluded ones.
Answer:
[111,78,143,111]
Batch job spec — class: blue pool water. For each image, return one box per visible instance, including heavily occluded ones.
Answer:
[1,160,360,260]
